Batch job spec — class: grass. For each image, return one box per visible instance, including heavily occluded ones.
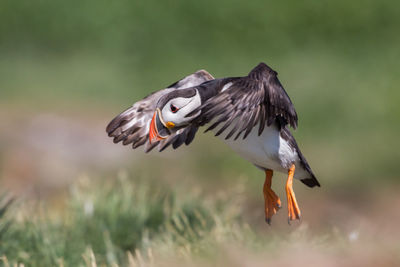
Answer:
[0,171,246,266]
[1,171,399,266]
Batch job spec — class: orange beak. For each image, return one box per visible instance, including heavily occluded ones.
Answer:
[149,109,171,144]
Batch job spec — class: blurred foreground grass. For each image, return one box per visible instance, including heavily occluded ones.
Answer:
[1,172,400,266]
[0,172,245,266]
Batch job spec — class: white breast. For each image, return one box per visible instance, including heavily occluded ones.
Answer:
[213,124,298,174]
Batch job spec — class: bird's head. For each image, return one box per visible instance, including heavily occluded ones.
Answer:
[149,88,202,143]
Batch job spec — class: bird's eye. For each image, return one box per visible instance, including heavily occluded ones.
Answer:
[170,104,179,113]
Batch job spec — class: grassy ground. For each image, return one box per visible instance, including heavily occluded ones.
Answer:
[1,172,400,266]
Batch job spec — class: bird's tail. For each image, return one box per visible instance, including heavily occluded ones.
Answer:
[300,173,320,188]
[280,127,320,188]
[298,149,320,188]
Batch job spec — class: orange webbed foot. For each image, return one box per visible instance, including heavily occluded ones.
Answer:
[286,164,301,224]
[263,170,281,225]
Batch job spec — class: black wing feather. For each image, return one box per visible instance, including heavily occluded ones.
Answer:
[192,63,298,140]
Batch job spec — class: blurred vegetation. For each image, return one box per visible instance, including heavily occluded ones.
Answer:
[0,174,399,266]
[1,0,399,106]
[0,0,400,265]
[0,173,246,266]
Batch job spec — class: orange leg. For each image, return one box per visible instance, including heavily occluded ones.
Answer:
[286,164,301,223]
[263,169,281,224]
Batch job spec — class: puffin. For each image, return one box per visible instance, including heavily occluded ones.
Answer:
[106,63,320,224]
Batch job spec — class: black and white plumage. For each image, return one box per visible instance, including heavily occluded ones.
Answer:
[106,70,214,152]
[106,62,320,224]
[191,62,298,137]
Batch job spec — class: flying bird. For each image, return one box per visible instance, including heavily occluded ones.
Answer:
[106,63,320,224]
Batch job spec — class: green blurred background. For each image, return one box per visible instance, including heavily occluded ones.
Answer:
[0,0,399,266]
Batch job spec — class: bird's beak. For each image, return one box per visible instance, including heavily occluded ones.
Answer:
[149,109,173,144]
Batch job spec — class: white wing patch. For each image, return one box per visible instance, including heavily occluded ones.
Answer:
[221,82,233,92]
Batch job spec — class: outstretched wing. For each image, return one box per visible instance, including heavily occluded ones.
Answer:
[106,70,214,152]
[193,63,298,140]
